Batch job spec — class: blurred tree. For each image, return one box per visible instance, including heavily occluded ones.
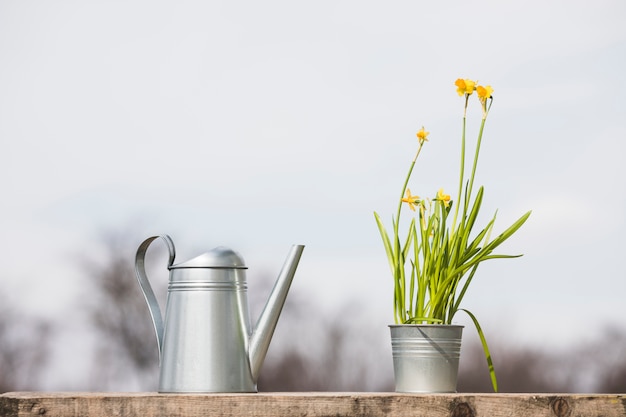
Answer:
[582,327,626,394]
[598,363,626,393]
[79,231,164,390]
[252,276,393,392]
[457,341,571,392]
[458,326,626,393]
[0,293,51,393]
[258,318,393,391]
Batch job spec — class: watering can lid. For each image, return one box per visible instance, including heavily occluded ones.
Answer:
[169,246,247,269]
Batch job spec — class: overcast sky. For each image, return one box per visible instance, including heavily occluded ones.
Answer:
[1,0,625,374]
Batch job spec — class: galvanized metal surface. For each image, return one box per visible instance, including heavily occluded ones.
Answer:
[390,324,464,393]
[135,235,304,393]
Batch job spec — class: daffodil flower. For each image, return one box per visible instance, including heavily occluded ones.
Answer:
[476,85,493,101]
[455,78,476,96]
[416,127,429,144]
[436,188,451,208]
[401,189,421,211]
[476,85,494,118]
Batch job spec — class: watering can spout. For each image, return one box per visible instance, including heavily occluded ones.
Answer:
[248,244,305,381]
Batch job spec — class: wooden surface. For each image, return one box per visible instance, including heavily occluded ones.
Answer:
[1,392,624,417]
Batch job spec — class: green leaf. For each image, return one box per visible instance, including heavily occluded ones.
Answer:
[459,308,498,392]
[451,264,479,315]
[483,210,532,252]
[373,212,395,272]
[465,186,484,233]
[402,218,415,262]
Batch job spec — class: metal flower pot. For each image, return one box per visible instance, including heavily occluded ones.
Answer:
[389,324,464,393]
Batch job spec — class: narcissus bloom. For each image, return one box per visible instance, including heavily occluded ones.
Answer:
[455,78,476,96]
[401,189,421,211]
[436,188,451,208]
[477,85,494,102]
[416,127,429,144]
[477,85,494,117]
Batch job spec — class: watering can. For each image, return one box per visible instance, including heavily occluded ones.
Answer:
[134,235,304,393]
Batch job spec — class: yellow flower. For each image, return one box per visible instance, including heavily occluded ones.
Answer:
[476,85,494,103]
[416,127,429,144]
[455,78,476,96]
[436,188,451,208]
[401,189,421,211]
[476,84,494,117]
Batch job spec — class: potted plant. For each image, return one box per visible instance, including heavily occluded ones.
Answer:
[374,79,531,393]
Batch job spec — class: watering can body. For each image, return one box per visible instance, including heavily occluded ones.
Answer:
[135,235,304,393]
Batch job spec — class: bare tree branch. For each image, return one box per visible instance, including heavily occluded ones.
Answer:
[0,294,51,393]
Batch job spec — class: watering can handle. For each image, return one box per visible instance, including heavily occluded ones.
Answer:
[134,235,176,364]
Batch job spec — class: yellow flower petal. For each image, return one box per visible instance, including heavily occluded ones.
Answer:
[476,84,494,118]
[476,85,494,102]
[436,188,451,208]
[401,189,420,211]
[455,78,476,96]
[416,126,429,144]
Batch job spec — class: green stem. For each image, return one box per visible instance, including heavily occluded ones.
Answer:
[394,144,423,232]
[392,143,423,323]
[467,117,487,204]
[451,107,467,233]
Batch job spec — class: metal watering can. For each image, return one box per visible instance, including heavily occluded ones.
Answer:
[135,235,304,393]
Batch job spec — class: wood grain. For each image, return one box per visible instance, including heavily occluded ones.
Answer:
[1,392,624,417]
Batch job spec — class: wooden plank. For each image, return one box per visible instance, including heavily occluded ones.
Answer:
[0,392,624,417]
